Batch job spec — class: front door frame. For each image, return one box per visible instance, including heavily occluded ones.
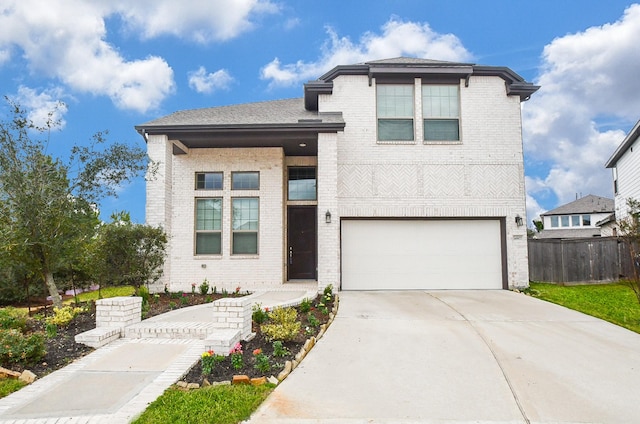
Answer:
[287,206,317,280]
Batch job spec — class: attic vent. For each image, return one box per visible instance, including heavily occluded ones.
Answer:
[298,119,322,123]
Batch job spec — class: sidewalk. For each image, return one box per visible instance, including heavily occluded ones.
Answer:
[0,288,316,424]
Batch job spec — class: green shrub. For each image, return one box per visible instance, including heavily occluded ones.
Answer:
[260,307,301,342]
[199,279,210,295]
[251,303,269,324]
[272,340,289,357]
[0,307,28,331]
[307,312,320,328]
[0,329,46,365]
[299,298,311,313]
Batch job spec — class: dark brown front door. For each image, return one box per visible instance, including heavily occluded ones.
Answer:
[287,206,317,280]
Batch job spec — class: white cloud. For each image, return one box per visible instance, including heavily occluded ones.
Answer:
[0,0,276,112]
[261,17,473,87]
[13,86,68,130]
[115,0,278,43]
[188,67,234,94]
[523,4,640,216]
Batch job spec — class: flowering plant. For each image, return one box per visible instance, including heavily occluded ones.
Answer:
[191,283,196,294]
[201,350,223,374]
[253,348,270,373]
[230,342,244,370]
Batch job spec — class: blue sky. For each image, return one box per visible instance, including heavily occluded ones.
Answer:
[1,0,639,225]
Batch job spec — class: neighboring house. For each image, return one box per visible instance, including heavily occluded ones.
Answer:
[605,119,640,222]
[136,57,539,293]
[537,195,614,239]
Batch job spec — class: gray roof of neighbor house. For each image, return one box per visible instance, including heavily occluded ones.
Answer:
[541,194,614,216]
[605,118,640,168]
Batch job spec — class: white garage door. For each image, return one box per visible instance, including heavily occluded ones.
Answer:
[341,219,503,290]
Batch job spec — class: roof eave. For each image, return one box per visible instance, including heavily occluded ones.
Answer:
[605,119,640,168]
[136,121,345,138]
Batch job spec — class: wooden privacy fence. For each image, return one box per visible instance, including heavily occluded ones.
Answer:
[528,237,636,284]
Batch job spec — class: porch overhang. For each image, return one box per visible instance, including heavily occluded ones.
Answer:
[136,121,345,156]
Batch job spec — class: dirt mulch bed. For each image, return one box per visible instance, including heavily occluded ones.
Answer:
[3,291,334,383]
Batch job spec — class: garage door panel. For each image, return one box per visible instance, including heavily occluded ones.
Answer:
[341,220,503,290]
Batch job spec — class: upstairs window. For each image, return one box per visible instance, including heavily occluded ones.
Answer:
[423,84,460,141]
[550,216,559,228]
[232,172,259,190]
[582,215,591,226]
[377,84,414,141]
[195,172,223,190]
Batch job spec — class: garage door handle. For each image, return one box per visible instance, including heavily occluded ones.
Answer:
[289,247,293,265]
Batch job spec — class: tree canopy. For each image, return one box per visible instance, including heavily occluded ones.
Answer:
[0,100,150,308]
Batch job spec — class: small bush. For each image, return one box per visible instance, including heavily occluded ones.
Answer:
[45,306,84,327]
[201,350,224,375]
[260,307,301,342]
[299,298,311,313]
[199,279,210,295]
[0,329,46,365]
[251,303,269,324]
[307,312,320,328]
[0,307,28,331]
[272,340,289,357]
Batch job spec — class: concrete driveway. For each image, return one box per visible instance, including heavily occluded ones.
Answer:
[248,290,640,423]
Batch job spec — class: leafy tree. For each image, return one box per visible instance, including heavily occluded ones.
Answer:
[94,211,167,294]
[618,198,640,303]
[0,100,148,308]
[532,219,544,232]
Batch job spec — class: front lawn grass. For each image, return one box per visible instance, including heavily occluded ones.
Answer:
[64,285,135,304]
[528,282,640,334]
[132,384,273,424]
[0,379,26,398]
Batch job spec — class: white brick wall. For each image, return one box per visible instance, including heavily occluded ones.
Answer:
[149,146,285,292]
[318,74,530,288]
[146,72,531,291]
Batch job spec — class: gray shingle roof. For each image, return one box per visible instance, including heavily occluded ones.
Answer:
[541,194,614,216]
[137,98,343,128]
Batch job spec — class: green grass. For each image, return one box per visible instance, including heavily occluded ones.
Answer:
[64,285,135,304]
[528,282,640,333]
[132,384,274,424]
[0,379,26,398]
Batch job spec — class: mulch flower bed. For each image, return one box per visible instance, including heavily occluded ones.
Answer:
[4,290,335,384]
[180,293,336,385]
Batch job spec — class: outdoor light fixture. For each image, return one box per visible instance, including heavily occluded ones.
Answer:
[515,215,523,227]
[325,210,332,223]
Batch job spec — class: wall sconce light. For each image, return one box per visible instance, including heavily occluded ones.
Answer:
[201,263,207,269]
[515,215,523,227]
[325,210,332,224]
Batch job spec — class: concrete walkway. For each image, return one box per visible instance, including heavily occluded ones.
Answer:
[247,290,640,424]
[0,288,316,424]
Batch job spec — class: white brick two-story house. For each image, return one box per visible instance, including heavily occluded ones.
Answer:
[606,119,640,221]
[136,58,539,293]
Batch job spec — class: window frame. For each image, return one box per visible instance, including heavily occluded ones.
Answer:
[231,197,259,255]
[194,198,222,255]
[195,172,223,190]
[231,171,260,190]
[422,83,461,142]
[376,84,415,142]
